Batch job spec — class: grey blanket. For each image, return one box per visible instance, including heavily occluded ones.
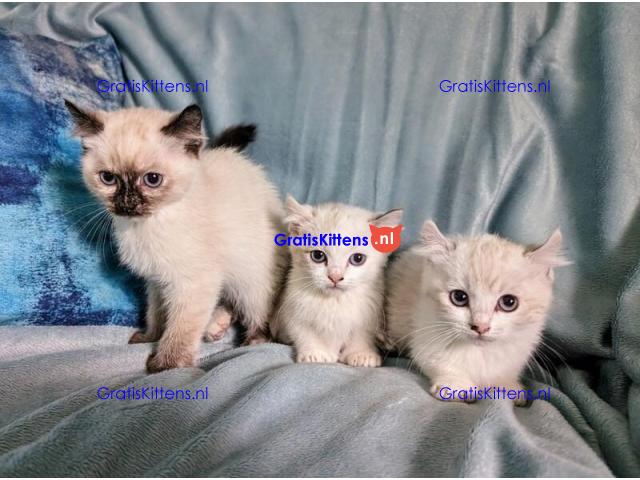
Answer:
[0,327,613,477]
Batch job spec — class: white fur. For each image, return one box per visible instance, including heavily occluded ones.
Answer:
[270,197,402,367]
[386,220,568,404]
[77,106,287,371]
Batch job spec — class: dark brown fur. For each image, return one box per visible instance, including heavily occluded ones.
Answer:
[160,105,203,156]
[111,173,148,216]
[64,99,104,137]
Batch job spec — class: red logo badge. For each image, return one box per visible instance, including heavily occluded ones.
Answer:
[369,224,403,253]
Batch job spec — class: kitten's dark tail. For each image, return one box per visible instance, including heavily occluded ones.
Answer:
[209,124,257,151]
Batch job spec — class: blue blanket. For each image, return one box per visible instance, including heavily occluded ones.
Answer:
[0,27,140,326]
[0,3,638,476]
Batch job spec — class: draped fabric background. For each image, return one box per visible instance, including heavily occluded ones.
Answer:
[0,3,638,476]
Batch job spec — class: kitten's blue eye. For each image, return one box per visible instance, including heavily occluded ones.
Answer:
[449,289,469,307]
[497,294,518,312]
[143,172,163,188]
[349,253,366,266]
[99,171,116,186]
[310,250,326,263]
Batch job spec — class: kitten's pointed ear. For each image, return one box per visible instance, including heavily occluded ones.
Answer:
[419,220,453,259]
[526,229,571,269]
[285,195,314,234]
[161,104,204,156]
[371,209,403,228]
[64,99,104,137]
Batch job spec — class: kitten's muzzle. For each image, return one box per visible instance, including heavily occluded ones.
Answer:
[470,323,491,335]
[113,205,146,217]
[327,269,344,286]
[112,183,148,216]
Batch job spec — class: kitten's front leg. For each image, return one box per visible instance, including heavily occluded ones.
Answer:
[294,330,340,364]
[235,281,272,346]
[146,280,221,373]
[429,374,477,403]
[129,283,165,344]
[203,305,233,342]
[505,381,528,407]
[339,330,382,368]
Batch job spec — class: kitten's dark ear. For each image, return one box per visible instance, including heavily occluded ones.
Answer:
[161,104,204,156]
[371,209,403,228]
[525,229,571,275]
[285,194,314,234]
[419,220,454,259]
[64,99,104,137]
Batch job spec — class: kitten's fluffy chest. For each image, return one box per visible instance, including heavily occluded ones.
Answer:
[113,207,209,280]
[114,216,170,278]
[293,285,380,335]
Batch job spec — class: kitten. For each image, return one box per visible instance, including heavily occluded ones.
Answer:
[65,100,287,372]
[270,196,403,367]
[386,220,569,405]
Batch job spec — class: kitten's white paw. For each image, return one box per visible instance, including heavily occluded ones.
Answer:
[297,351,337,364]
[204,308,233,342]
[513,396,528,407]
[146,350,196,373]
[244,332,269,346]
[128,330,159,344]
[343,351,382,368]
[429,380,476,403]
[203,324,229,342]
[508,382,528,407]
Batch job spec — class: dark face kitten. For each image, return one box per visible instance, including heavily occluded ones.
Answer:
[65,101,204,218]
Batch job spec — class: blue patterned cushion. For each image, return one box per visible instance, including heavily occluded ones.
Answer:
[0,29,142,325]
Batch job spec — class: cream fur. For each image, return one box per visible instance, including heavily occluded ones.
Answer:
[270,197,402,367]
[386,220,568,405]
[77,106,287,372]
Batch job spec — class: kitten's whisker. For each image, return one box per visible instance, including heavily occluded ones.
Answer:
[537,339,574,383]
[63,206,106,234]
[540,338,569,365]
[392,323,455,346]
[97,213,112,265]
[536,352,556,385]
[526,355,552,385]
[405,329,461,374]
[62,201,102,216]
[109,216,116,256]
[392,327,454,361]
[86,210,109,245]
[75,208,109,240]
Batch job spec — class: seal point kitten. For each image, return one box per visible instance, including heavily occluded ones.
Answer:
[386,220,569,405]
[270,196,403,367]
[66,100,286,372]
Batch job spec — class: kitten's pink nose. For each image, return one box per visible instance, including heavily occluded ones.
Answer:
[471,323,491,335]
[327,271,344,285]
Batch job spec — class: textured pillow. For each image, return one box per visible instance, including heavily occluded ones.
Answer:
[0,29,143,325]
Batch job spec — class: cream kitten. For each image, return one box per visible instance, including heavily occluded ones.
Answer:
[386,220,569,405]
[270,196,403,367]
[65,101,286,372]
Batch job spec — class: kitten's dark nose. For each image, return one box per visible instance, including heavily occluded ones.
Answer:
[113,179,145,216]
[114,205,143,217]
[471,324,491,335]
[114,195,144,216]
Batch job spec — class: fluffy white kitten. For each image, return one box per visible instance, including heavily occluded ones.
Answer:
[386,220,569,405]
[270,197,403,367]
[66,101,286,372]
